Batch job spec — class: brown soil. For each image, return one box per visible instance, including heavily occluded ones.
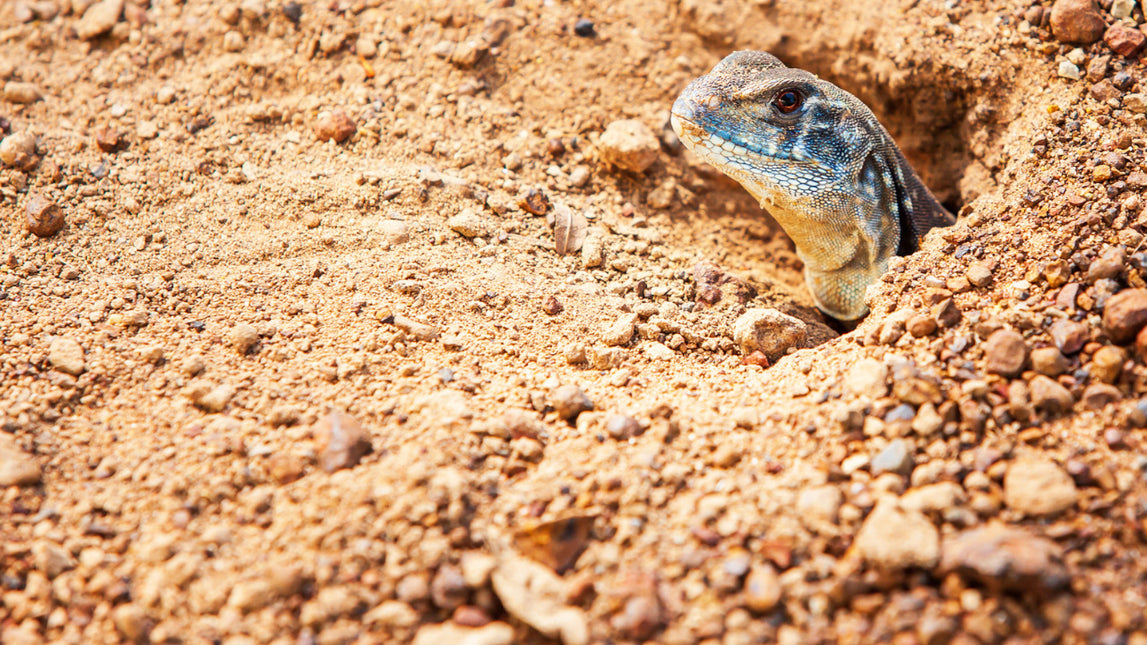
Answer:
[3,0,1147,643]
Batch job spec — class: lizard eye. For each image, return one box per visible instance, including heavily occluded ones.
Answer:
[773,89,803,114]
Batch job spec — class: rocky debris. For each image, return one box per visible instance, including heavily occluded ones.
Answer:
[855,500,940,570]
[491,555,589,645]
[1103,288,1147,343]
[379,219,409,246]
[550,385,593,422]
[871,439,914,476]
[1003,458,1077,516]
[1049,0,1106,44]
[0,437,41,487]
[76,0,124,40]
[1080,382,1122,409]
[966,261,993,287]
[983,329,1027,377]
[314,411,372,472]
[1049,319,1087,354]
[743,565,782,612]
[900,482,966,515]
[393,315,441,341]
[412,622,514,645]
[939,524,1068,592]
[0,131,38,170]
[48,337,85,375]
[694,261,757,305]
[1091,345,1124,383]
[3,81,41,104]
[230,323,259,354]
[1029,375,1074,415]
[1030,346,1069,376]
[842,357,888,399]
[94,126,124,152]
[186,380,235,412]
[23,193,65,237]
[731,308,807,361]
[602,313,638,346]
[448,208,488,238]
[1105,24,1146,57]
[796,485,842,530]
[598,119,659,173]
[313,109,356,143]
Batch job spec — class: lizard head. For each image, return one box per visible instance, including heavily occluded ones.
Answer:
[670,51,873,206]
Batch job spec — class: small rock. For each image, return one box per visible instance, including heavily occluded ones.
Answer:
[939,524,1068,592]
[0,131,38,170]
[1091,345,1125,383]
[223,30,245,52]
[94,126,124,153]
[743,565,782,613]
[451,39,488,69]
[842,357,889,399]
[1048,319,1087,354]
[966,262,993,287]
[871,439,915,477]
[983,329,1028,377]
[605,414,642,440]
[111,603,148,642]
[796,485,842,528]
[543,296,564,316]
[911,403,944,436]
[1003,458,1077,516]
[448,208,488,238]
[1029,375,1074,416]
[732,308,807,362]
[491,555,589,645]
[393,315,441,341]
[314,410,372,472]
[313,109,356,143]
[1057,61,1082,80]
[24,193,65,237]
[3,81,41,104]
[551,385,593,422]
[1103,288,1147,343]
[76,0,125,40]
[573,18,596,38]
[1030,346,1069,376]
[1125,92,1147,113]
[230,323,259,354]
[364,601,420,629]
[1088,246,1125,282]
[431,564,468,610]
[380,219,409,245]
[1049,0,1106,45]
[602,313,637,346]
[900,482,966,515]
[933,298,962,328]
[412,622,514,645]
[1105,24,1146,57]
[598,119,660,174]
[855,500,940,570]
[48,337,85,375]
[1111,0,1136,17]
[0,440,41,487]
[907,314,937,338]
[1080,382,1122,410]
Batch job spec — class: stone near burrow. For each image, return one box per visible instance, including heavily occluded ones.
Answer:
[983,329,1028,377]
[602,313,638,347]
[1105,24,1146,57]
[598,119,659,174]
[48,337,85,375]
[855,500,940,570]
[447,208,488,238]
[842,357,888,399]
[3,81,41,104]
[0,131,38,170]
[1030,346,1069,377]
[1004,458,1077,516]
[1103,288,1147,343]
[551,384,593,422]
[1091,346,1125,383]
[731,308,807,362]
[76,0,124,40]
[1029,375,1074,416]
[313,109,356,143]
[314,410,372,472]
[1049,0,1106,45]
[1048,319,1087,354]
[24,193,65,237]
[939,524,1068,592]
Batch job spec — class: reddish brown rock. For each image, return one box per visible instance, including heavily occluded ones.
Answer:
[1105,24,1146,58]
[24,193,65,237]
[314,109,356,143]
[314,410,372,472]
[983,329,1028,377]
[1050,0,1106,45]
[95,126,124,152]
[1048,319,1088,354]
[939,524,1068,592]
[1102,288,1147,343]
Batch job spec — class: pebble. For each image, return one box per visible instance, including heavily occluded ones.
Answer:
[223,30,245,52]
[491,555,589,645]
[598,119,660,173]
[602,313,637,346]
[94,126,124,153]
[1105,24,1146,57]
[551,384,593,422]
[1057,61,1082,80]
[1003,458,1078,516]
[48,337,85,375]
[364,601,420,629]
[939,525,1068,591]
[76,0,124,40]
[1091,346,1124,383]
[842,357,889,399]
[1080,382,1122,410]
[966,262,993,287]
[1111,0,1136,17]
[111,604,148,642]
[1049,0,1106,45]
[743,565,782,613]
[1088,246,1124,282]
[900,482,966,515]
[1030,346,1069,376]
[871,439,915,477]
[797,485,842,528]
[447,208,488,238]
[379,219,409,246]
[1029,375,1074,416]
[3,81,41,104]
[854,500,940,570]
[907,313,937,337]
[431,564,468,610]
[983,329,1028,377]
[569,166,591,187]
[573,18,596,38]
[23,193,65,237]
[0,131,38,170]
[731,308,807,361]
[393,315,440,341]
[1102,288,1147,343]
[230,323,259,354]
[911,402,944,436]
[313,109,356,143]
[33,542,74,578]
[605,414,642,440]
[412,623,514,645]
[0,438,41,487]
[1048,319,1087,354]
[314,411,372,472]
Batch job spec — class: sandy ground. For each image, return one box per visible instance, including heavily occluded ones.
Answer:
[4,0,1147,643]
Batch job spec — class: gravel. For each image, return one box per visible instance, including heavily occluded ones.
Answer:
[597,119,660,173]
[732,308,808,362]
[1003,458,1078,516]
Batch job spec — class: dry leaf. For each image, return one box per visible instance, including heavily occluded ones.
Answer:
[552,203,588,255]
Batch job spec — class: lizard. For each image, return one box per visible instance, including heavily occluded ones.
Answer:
[670,51,955,321]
